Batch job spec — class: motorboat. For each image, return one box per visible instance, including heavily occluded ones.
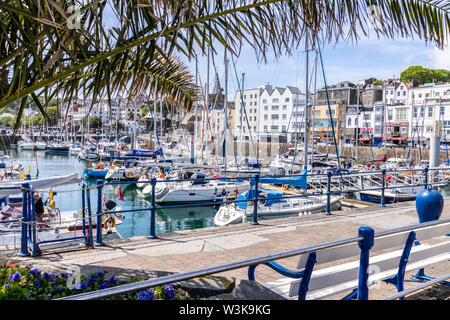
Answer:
[0,173,79,197]
[45,142,69,154]
[141,171,250,203]
[34,141,47,150]
[69,143,82,156]
[18,140,35,150]
[78,147,100,161]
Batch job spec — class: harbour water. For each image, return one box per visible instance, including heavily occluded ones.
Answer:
[1,147,219,238]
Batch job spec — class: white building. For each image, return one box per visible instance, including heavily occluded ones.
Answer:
[234,83,306,142]
[384,81,411,105]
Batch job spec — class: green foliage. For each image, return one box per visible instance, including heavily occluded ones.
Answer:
[372,80,383,86]
[84,116,102,129]
[400,66,450,84]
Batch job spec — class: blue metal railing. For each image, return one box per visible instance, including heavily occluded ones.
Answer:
[57,217,450,300]
[2,166,449,256]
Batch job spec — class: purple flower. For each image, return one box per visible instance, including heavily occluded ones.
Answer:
[108,276,118,285]
[34,280,41,289]
[44,273,56,283]
[28,269,41,278]
[9,271,21,282]
[99,282,109,290]
[88,274,99,283]
[4,281,9,289]
[137,289,155,300]
[164,284,175,299]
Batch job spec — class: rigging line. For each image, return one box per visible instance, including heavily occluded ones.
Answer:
[407,102,423,161]
[441,99,449,163]
[317,41,344,187]
[197,72,219,166]
[230,55,257,158]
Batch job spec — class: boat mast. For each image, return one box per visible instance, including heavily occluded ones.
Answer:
[303,31,310,171]
[223,45,228,173]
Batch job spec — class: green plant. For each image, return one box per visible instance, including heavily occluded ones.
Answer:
[0,263,190,300]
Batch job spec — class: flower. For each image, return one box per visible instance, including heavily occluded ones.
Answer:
[108,276,118,285]
[4,281,9,289]
[88,274,98,283]
[28,269,41,278]
[164,284,175,299]
[99,282,109,290]
[44,273,56,283]
[9,272,21,282]
[137,289,155,301]
[25,265,32,269]
[34,280,41,290]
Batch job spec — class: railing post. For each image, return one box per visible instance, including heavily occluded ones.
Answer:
[94,180,105,246]
[18,183,30,256]
[424,166,429,189]
[30,186,39,256]
[251,174,259,225]
[381,169,386,207]
[357,226,375,300]
[148,178,157,239]
[326,171,332,215]
[85,184,94,247]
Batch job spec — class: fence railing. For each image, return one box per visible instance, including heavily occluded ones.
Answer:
[56,217,450,300]
[2,166,450,256]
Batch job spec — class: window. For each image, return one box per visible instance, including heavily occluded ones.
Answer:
[285,98,290,102]
[401,127,407,133]
[414,107,418,118]
[388,110,393,121]
[250,94,252,99]
[283,105,287,110]
[249,102,252,106]
[271,125,278,130]
[348,118,352,126]
[262,99,267,103]
[428,107,433,118]
[425,93,430,98]
[403,91,406,96]
[363,114,371,120]
[272,105,279,110]
[264,115,268,120]
[264,106,268,111]
[418,94,422,98]
[441,107,445,116]
[397,109,407,121]
[282,125,286,131]
[282,114,287,120]
[271,114,279,120]
[249,108,252,113]
[272,98,279,103]
[264,125,268,130]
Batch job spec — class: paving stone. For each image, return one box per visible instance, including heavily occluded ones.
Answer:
[174,276,236,298]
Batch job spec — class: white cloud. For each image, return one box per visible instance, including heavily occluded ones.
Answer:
[428,47,450,70]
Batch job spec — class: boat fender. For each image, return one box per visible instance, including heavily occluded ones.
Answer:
[102,216,115,228]
[126,171,135,178]
[221,189,227,196]
[282,184,289,191]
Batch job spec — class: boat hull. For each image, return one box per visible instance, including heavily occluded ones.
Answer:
[357,190,417,204]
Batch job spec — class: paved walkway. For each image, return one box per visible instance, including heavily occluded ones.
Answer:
[3,198,450,300]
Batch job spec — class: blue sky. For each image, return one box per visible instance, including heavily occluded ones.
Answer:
[189,37,450,99]
[100,3,449,99]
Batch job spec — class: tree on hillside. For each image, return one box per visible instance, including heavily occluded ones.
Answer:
[400,66,450,84]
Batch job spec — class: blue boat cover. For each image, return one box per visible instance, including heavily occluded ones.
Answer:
[236,188,284,210]
[255,167,307,189]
